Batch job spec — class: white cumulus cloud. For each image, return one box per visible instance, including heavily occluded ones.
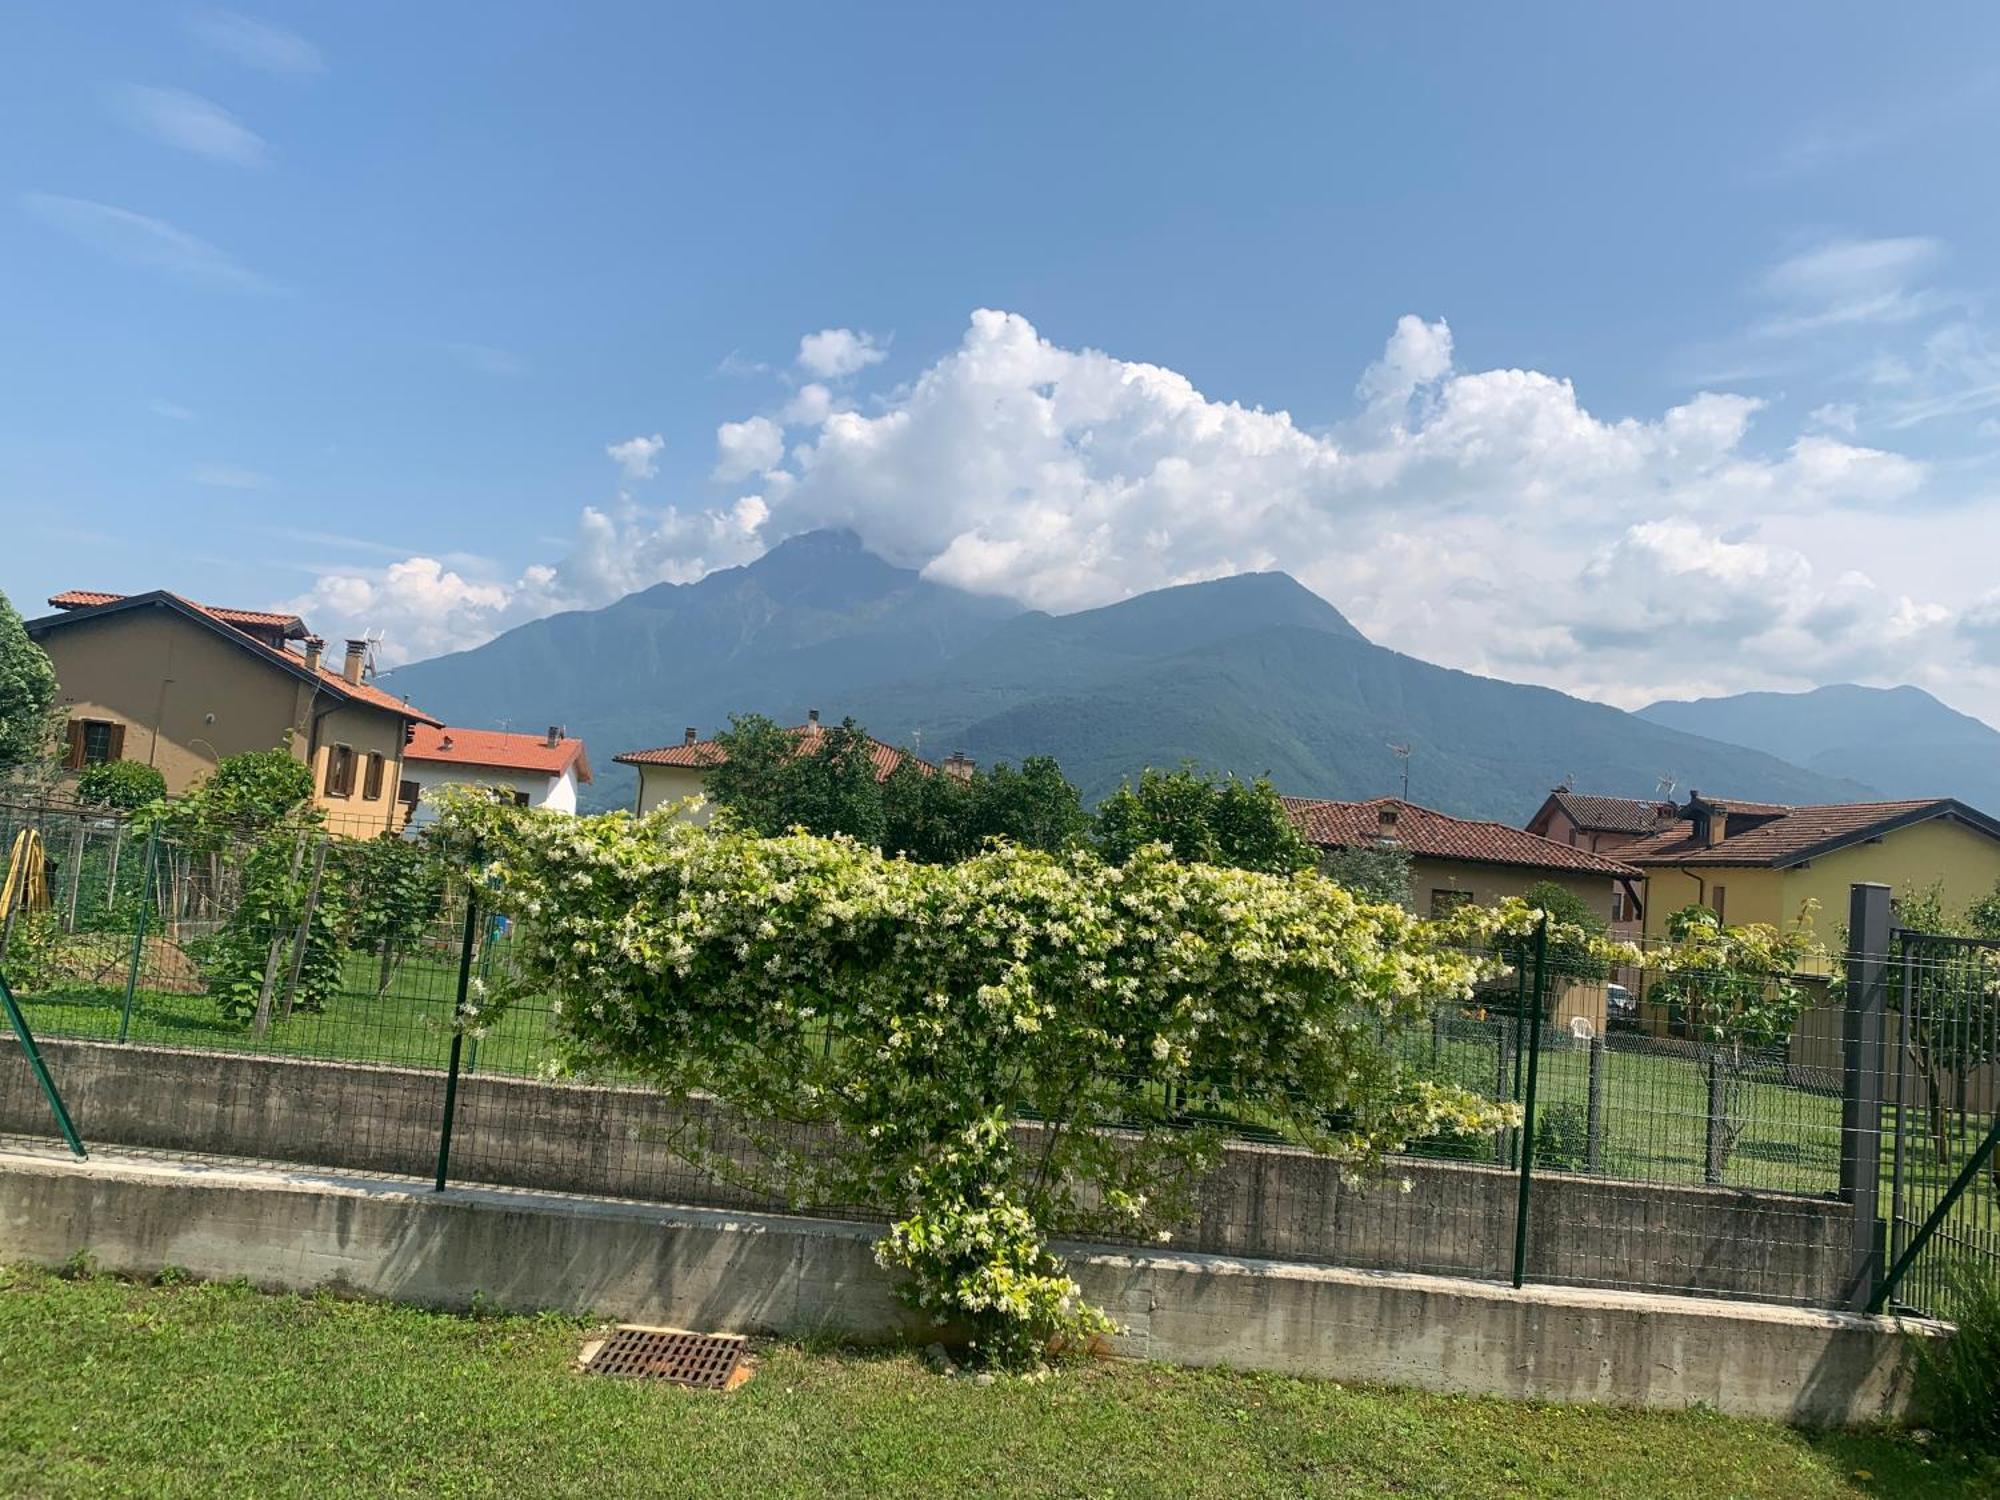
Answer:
[796,327,886,379]
[606,433,664,480]
[714,416,784,481]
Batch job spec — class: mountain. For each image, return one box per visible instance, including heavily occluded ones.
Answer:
[1638,685,2000,812]
[378,529,1021,807]
[383,528,1876,821]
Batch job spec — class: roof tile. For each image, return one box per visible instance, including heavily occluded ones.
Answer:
[1284,797,1639,877]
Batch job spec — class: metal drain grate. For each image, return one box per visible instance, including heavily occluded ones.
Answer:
[582,1327,747,1389]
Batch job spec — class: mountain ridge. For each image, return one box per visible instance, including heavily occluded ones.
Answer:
[381,529,1890,820]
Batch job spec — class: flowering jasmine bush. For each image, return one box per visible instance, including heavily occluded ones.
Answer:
[434,791,1518,1366]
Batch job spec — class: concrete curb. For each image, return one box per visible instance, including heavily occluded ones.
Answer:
[0,1143,1934,1425]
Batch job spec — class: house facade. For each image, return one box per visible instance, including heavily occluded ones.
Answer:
[26,590,439,837]
[1523,789,1678,933]
[615,710,941,818]
[1281,796,1643,920]
[400,725,592,824]
[1619,792,2000,943]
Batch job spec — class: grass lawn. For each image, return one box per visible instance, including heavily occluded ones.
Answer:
[0,1266,1987,1500]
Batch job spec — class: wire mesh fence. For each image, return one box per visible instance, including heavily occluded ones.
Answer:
[0,797,1981,1319]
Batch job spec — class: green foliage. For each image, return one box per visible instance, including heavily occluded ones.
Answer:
[1912,1269,2000,1451]
[705,713,885,844]
[1501,880,1611,983]
[880,753,1089,864]
[334,833,445,997]
[1880,884,2000,1166]
[1317,844,1412,906]
[1534,1101,1591,1171]
[195,827,344,1025]
[436,794,1515,1365]
[1656,903,1825,1179]
[0,587,57,771]
[152,749,315,848]
[1093,765,1313,875]
[74,759,166,811]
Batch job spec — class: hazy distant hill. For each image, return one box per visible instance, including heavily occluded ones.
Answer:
[384,529,1876,820]
[1639,684,2000,812]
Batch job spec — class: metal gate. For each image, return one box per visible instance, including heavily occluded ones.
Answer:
[1873,927,2000,1318]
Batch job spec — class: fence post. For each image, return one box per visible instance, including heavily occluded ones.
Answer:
[117,827,159,1044]
[0,969,87,1158]
[1511,915,1549,1288]
[1585,1034,1606,1172]
[1841,881,1891,1311]
[434,891,480,1192]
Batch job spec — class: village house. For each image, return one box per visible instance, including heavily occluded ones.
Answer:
[25,589,439,837]
[1523,789,1679,933]
[1282,795,1642,920]
[399,724,593,825]
[615,710,962,818]
[1617,792,2000,942]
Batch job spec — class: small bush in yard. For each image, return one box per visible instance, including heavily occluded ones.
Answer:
[1534,1101,1592,1171]
[1914,1270,2000,1451]
[436,791,1529,1367]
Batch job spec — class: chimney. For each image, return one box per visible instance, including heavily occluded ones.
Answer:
[683,727,698,746]
[341,639,367,686]
[807,708,820,726]
[943,750,976,782]
[440,734,454,752]
[546,725,562,748]
[302,636,324,674]
[1377,804,1401,840]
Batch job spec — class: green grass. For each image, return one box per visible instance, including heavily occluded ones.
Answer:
[0,1265,1987,1500]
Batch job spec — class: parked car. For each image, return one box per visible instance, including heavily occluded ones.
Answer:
[1605,981,1638,1030]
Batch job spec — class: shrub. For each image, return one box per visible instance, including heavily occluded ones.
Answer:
[75,759,167,811]
[1093,765,1313,875]
[1533,1101,1591,1171]
[437,792,1523,1366]
[1913,1269,2000,1451]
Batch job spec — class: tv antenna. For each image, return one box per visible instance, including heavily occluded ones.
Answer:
[1656,773,1678,800]
[1388,742,1412,800]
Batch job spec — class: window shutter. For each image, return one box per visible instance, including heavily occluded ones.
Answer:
[63,720,85,771]
[363,752,385,801]
[106,722,126,761]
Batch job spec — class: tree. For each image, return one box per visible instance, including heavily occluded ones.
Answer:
[74,759,167,811]
[704,713,883,844]
[0,587,57,772]
[1885,883,2000,1167]
[880,753,1090,864]
[1093,765,1313,875]
[336,833,445,996]
[1505,879,1611,984]
[1317,845,1412,907]
[1654,903,1824,1182]
[439,796,1517,1366]
[975,756,1090,853]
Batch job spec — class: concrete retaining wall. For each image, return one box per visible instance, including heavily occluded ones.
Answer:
[0,1145,1927,1426]
[0,1037,1852,1305]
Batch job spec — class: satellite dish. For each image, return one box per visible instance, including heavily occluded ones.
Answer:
[1569,1016,1596,1041]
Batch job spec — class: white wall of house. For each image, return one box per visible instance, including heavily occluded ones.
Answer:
[403,762,579,824]
[633,764,716,821]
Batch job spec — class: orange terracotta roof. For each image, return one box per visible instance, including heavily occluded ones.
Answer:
[33,588,440,727]
[616,721,929,783]
[407,725,591,781]
[50,589,306,636]
[1619,799,2000,868]
[1283,796,1640,878]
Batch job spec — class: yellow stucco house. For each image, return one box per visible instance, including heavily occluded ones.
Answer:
[1620,791,2000,942]
[27,589,440,837]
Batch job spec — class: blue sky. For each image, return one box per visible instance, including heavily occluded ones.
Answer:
[7,5,2000,717]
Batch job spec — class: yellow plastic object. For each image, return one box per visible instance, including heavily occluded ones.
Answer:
[1,829,51,920]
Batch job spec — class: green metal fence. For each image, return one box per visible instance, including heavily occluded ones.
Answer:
[0,795,1979,1319]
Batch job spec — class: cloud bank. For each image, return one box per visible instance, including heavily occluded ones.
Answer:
[291,308,1991,718]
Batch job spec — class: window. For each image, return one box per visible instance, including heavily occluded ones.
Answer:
[510,789,531,808]
[398,780,421,808]
[362,752,386,801]
[63,717,124,770]
[1428,889,1473,918]
[324,744,356,798]
[1610,886,1628,923]
[1711,885,1727,922]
